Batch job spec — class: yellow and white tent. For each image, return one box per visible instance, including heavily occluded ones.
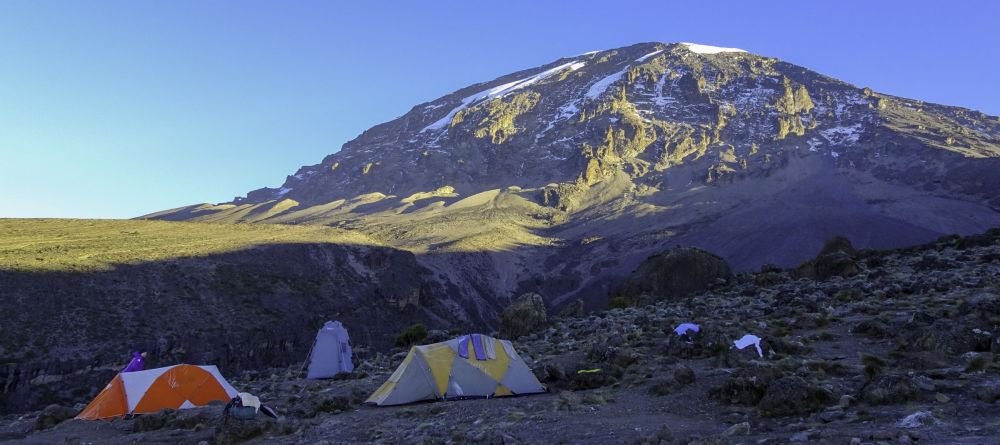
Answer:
[366,334,545,406]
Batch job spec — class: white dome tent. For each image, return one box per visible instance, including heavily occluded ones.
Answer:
[305,320,354,379]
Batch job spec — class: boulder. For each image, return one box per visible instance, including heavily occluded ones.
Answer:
[757,376,830,417]
[34,404,78,430]
[897,411,937,428]
[214,417,275,445]
[531,351,586,390]
[723,422,751,437]
[818,236,857,257]
[795,236,860,280]
[711,364,783,406]
[960,291,1000,324]
[862,374,919,405]
[976,382,1000,403]
[904,322,993,355]
[557,299,586,318]
[133,409,178,432]
[852,319,893,338]
[569,367,617,390]
[673,365,696,385]
[614,247,733,305]
[500,293,548,339]
[424,329,450,343]
[754,264,786,286]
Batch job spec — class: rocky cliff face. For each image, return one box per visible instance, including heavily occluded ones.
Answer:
[213,42,1000,206]
[0,239,485,413]
[148,42,1000,312]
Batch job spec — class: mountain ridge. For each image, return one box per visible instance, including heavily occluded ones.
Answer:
[147,41,1000,310]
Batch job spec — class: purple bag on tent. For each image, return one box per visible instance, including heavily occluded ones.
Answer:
[122,352,145,373]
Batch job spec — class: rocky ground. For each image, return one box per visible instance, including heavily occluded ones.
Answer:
[2,229,999,444]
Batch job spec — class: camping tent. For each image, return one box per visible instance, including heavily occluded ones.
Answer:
[366,333,545,406]
[76,364,238,420]
[306,320,354,379]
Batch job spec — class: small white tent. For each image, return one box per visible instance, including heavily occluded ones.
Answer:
[305,320,354,379]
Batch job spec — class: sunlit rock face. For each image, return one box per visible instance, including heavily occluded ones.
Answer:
[151,41,1000,309]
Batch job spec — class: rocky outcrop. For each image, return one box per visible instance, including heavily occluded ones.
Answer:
[33,404,77,431]
[500,293,548,339]
[862,374,920,405]
[795,236,860,280]
[613,247,732,305]
[757,376,830,417]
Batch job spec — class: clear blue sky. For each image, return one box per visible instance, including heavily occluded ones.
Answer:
[1,1,997,219]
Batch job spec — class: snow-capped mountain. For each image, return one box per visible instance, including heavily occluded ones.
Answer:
[148,42,1000,312]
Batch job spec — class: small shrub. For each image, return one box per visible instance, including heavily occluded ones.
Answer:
[861,353,886,380]
[965,353,991,373]
[606,296,630,309]
[394,323,428,347]
[648,379,677,396]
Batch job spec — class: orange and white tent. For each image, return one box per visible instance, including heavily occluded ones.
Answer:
[76,364,239,420]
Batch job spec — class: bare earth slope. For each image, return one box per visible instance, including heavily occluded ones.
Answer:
[147,42,1000,311]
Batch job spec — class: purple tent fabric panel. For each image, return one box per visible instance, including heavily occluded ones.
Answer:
[471,334,488,360]
[457,335,470,359]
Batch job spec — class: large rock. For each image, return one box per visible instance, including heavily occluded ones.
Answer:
[904,321,994,355]
[711,364,784,406]
[757,376,830,417]
[500,293,548,339]
[214,417,275,445]
[795,236,860,280]
[133,409,178,432]
[614,247,733,305]
[862,374,919,405]
[33,404,78,430]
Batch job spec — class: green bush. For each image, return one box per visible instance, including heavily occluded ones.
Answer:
[606,296,631,309]
[394,323,428,347]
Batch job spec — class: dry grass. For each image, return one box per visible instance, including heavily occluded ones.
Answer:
[0,218,381,272]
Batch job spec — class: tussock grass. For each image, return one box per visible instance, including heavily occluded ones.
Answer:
[0,218,380,272]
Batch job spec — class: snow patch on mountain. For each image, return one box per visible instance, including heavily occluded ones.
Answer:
[422,60,585,132]
[821,124,865,145]
[586,68,628,100]
[635,50,663,62]
[680,42,747,55]
[808,139,822,152]
[536,99,585,140]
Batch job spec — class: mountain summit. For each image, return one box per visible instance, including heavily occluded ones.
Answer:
[148,41,1000,309]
